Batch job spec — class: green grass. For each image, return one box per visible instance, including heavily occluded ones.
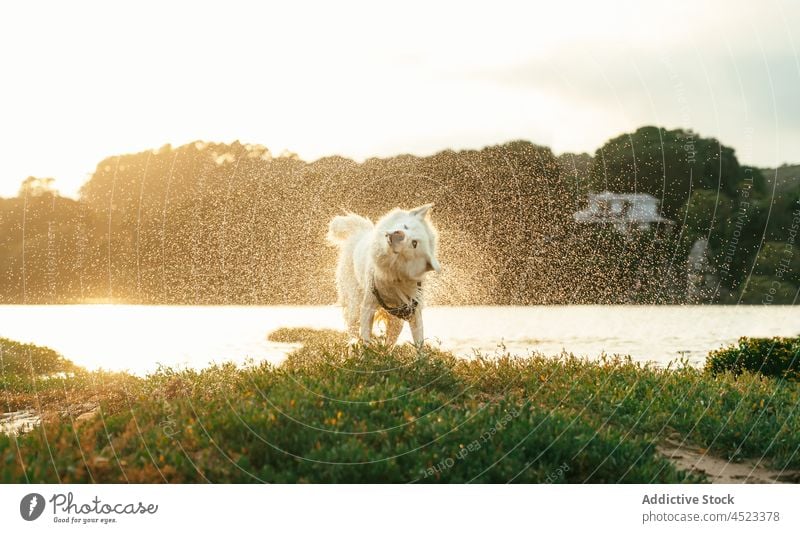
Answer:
[2,329,800,483]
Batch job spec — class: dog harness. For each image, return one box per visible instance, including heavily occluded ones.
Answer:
[372,281,422,321]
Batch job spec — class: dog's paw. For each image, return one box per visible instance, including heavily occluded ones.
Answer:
[410,340,428,354]
[347,337,372,354]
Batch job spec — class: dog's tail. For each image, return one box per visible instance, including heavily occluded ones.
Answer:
[327,213,373,246]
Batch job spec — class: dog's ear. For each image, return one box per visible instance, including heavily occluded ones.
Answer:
[409,203,434,218]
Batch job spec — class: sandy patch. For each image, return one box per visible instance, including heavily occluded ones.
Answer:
[658,439,800,483]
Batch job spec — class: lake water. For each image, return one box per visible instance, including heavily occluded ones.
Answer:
[0,305,797,375]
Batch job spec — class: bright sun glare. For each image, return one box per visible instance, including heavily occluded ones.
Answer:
[0,0,798,197]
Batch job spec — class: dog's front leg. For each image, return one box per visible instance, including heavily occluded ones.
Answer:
[359,296,378,343]
[409,310,424,348]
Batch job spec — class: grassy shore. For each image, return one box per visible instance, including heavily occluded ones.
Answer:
[1,329,799,483]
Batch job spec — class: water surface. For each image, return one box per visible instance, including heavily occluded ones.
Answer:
[0,305,797,375]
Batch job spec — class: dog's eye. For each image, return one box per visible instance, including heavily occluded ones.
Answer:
[412,240,418,248]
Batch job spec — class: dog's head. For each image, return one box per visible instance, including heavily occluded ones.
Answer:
[380,203,441,279]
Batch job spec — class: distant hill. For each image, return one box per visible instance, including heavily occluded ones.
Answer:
[761,164,800,194]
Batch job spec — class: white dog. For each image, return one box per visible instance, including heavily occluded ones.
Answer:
[327,204,441,347]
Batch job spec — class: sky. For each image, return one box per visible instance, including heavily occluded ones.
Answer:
[0,0,798,198]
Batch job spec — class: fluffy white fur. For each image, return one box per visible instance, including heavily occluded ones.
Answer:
[327,204,441,347]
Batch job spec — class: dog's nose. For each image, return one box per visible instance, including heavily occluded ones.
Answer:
[387,230,405,245]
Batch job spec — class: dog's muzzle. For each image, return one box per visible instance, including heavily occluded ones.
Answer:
[386,230,405,247]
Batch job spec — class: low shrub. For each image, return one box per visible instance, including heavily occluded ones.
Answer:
[0,337,76,376]
[705,336,800,381]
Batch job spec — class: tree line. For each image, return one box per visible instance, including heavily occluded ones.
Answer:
[1,126,797,304]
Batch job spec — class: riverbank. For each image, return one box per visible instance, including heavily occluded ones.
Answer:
[1,328,799,482]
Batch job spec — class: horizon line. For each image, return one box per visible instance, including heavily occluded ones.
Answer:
[3,124,798,200]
